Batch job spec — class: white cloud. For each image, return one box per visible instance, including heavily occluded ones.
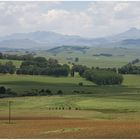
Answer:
[0,1,140,38]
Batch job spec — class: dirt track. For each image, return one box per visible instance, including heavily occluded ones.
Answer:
[0,117,140,138]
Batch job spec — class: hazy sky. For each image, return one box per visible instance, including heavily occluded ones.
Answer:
[0,1,140,38]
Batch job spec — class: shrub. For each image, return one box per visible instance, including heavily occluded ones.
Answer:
[57,90,63,95]
[0,86,6,94]
[69,107,72,110]
[79,82,83,86]
[46,89,52,95]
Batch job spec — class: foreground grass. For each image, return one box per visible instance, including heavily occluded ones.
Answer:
[1,92,140,120]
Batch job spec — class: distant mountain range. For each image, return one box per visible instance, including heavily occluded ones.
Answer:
[0,27,140,50]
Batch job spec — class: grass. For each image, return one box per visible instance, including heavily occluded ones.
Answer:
[0,49,139,138]
[123,75,140,87]
[0,55,139,120]
[37,47,140,68]
[0,74,139,94]
[0,92,140,120]
[0,74,140,120]
[0,74,93,94]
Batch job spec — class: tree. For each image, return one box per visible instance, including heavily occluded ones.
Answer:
[57,90,63,95]
[17,57,70,77]
[0,52,3,59]
[0,86,6,94]
[79,82,83,86]
[46,89,52,95]
[75,57,79,62]
[72,64,88,76]
[70,69,74,77]
[0,61,16,74]
[118,64,140,74]
[84,69,123,85]
[48,58,58,66]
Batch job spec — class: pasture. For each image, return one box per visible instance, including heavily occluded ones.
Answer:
[0,74,140,120]
[1,88,140,138]
[37,47,140,68]
[0,74,139,94]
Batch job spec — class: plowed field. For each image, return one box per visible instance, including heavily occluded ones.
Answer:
[0,117,140,138]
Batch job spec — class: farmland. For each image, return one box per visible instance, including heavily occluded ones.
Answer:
[0,119,140,138]
[0,47,140,138]
[0,74,140,121]
[0,75,140,139]
[37,46,140,68]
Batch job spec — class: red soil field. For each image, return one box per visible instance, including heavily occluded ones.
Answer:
[0,117,140,139]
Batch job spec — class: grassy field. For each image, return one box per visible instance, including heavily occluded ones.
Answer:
[1,47,140,68]
[0,74,140,120]
[37,47,140,68]
[0,92,140,120]
[0,74,139,93]
[0,49,140,138]
[0,75,140,139]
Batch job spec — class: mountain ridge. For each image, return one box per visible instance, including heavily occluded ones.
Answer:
[0,27,140,49]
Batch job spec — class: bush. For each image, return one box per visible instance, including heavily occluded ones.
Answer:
[46,89,53,95]
[73,90,80,93]
[69,107,72,110]
[57,90,63,95]
[0,86,6,94]
[79,82,83,86]
[0,86,17,98]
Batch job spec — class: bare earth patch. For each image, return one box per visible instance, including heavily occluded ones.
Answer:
[0,117,140,138]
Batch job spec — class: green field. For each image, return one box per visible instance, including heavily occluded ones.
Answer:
[0,47,140,121]
[37,47,140,68]
[0,74,139,94]
[0,93,140,120]
[0,74,140,120]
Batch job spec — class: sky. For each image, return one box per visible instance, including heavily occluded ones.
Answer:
[0,1,140,38]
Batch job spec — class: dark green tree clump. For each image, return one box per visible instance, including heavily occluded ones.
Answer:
[0,52,34,61]
[84,69,123,85]
[0,61,16,74]
[118,58,140,74]
[118,64,140,74]
[71,64,88,76]
[16,57,70,76]
[0,86,17,98]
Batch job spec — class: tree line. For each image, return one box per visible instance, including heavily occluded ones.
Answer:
[0,86,64,98]
[0,52,34,61]
[71,64,123,85]
[118,58,140,74]
[0,54,128,85]
[0,86,17,98]
[16,57,70,76]
[118,64,140,74]
[0,61,16,74]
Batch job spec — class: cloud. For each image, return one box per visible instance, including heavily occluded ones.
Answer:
[0,1,140,38]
